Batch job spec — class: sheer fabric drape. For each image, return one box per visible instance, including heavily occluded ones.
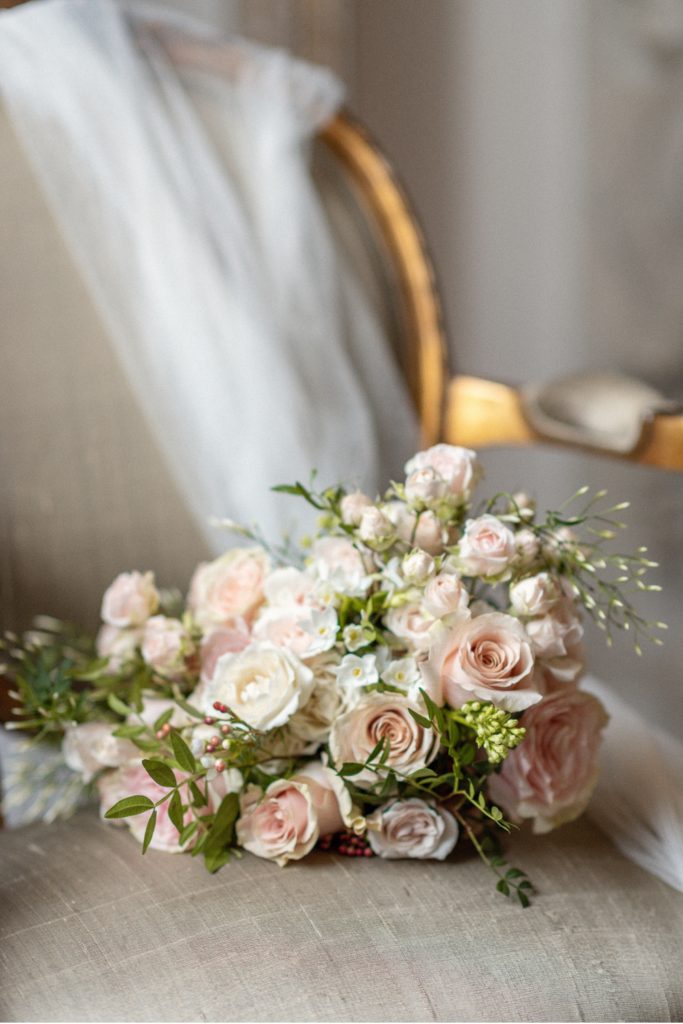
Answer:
[0,0,417,551]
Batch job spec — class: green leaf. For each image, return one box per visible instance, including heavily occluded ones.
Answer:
[104,794,154,819]
[111,724,146,739]
[179,820,199,846]
[131,737,161,753]
[339,762,365,777]
[142,758,177,788]
[517,889,531,909]
[496,879,510,897]
[168,790,184,833]
[173,696,204,720]
[212,792,239,836]
[189,780,208,808]
[408,708,432,729]
[142,809,157,854]
[107,693,134,718]
[366,738,386,764]
[204,846,233,873]
[170,730,196,773]
[153,707,174,732]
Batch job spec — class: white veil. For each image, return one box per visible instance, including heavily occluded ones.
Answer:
[0,0,418,550]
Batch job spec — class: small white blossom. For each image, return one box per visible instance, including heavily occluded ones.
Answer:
[336,653,379,692]
[343,624,367,652]
[301,607,338,655]
[382,656,421,694]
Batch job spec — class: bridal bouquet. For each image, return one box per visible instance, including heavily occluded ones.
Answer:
[1,446,663,906]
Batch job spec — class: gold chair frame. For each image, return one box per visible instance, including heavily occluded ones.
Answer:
[322,112,683,472]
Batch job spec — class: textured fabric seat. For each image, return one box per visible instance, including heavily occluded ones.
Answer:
[1,810,682,1022]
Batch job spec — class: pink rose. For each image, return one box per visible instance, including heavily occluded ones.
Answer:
[525,602,585,685]
[385,503,447,556]
[424,612,540,712]
[488,688,608,833]
[457,515,516,578]
[96,624,141,671]
[384,602,435,652]
[329,693,439,788]
[515,528,541,567]
[63,723,137,783]
[340,491,373,526]
[368,798,458,860]
[200,621,251,683]
[101,571,159,628]
[98,763,198,853]
[405,444,478,501]
[423,572,470,619]
[141,615,192,676]
[358,506,393,546]
[188,547,270,629]
[236,780,318,865]
[294,760,365,836]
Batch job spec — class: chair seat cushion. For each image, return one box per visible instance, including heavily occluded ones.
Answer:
[1,811,682,1022]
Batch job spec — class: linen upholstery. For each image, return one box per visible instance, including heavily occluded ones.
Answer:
[1,810,681,1022]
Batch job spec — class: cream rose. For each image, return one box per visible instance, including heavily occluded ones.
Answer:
[424,612,540,712]
[141,615,192,676]
[405,444,478,501]
[101,571,159,628]
[509,572,561,617]
[63,723,137,783]
[188,547,269,629]
[96,624,141,671]
[423,572,470,619]
[525,602,584,684]
[329,693,439,788]
[488,688,608,833]
[263,567,316,610]
[204,642,314,730]
[358,506,393,546]
[340,490,373,526]
[236,780,318,865]
[294,760,366,836]
[368,798,459,860]
[457,515,517,578]
[402,549,435,584]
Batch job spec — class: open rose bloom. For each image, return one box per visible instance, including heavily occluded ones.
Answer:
[11,443,657,907]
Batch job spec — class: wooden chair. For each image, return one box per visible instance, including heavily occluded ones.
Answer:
[1,26,682,1024]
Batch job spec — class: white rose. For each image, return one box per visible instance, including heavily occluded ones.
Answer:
[101,571,159,628]
[405,444,478,501]
[509,573,562,617]
[310,537,368,596]
[404,467,447,503]
[457,515,516,577]
[288,677,343,744]
[96,624,141,671]
[62,723,137,783]
[515,528,541,567]
[402,549,435,584]
[329,692,439,788]
[358,506,393,546]
[204,643,314,731]
[340,491,373,526]
[263,567,316,610]
[368,798,459,860]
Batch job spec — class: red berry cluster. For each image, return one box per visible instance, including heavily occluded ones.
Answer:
[318,831,374,858]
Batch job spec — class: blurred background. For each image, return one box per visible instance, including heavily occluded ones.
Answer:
[2,0,680,733]
[132,0,682,734]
